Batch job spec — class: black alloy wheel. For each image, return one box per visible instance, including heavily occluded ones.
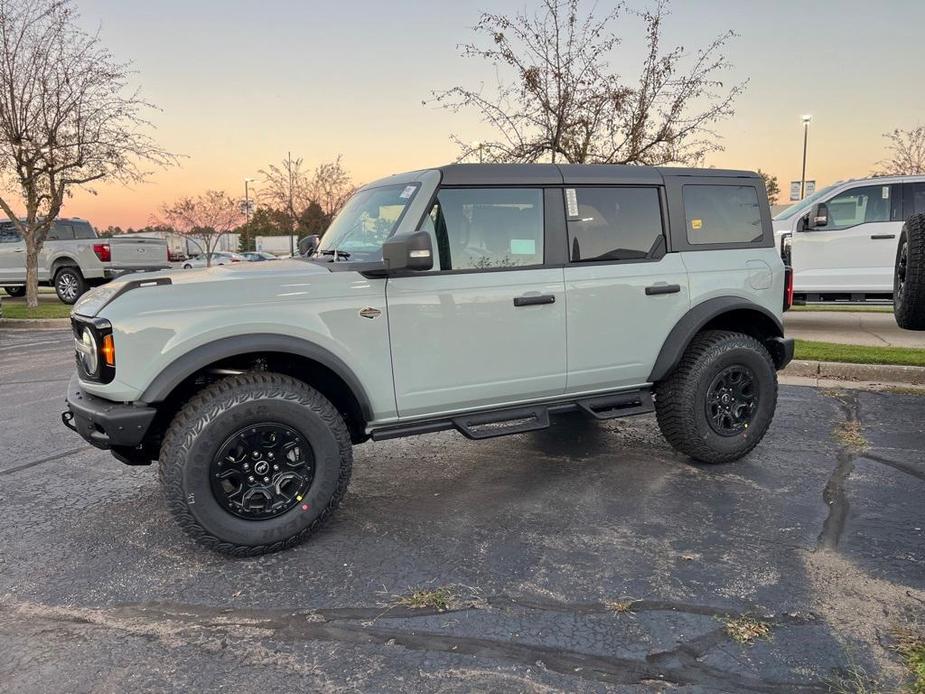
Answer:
[210,423,314,519]
[705,365,758,436]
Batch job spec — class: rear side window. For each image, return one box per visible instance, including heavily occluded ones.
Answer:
[565,187,664,262]
[47,222,75,241]
[424,188,544,271]
[73,221,96,239]
[683,185,762,245]
[0,224,20,243]
[906,182,925,217]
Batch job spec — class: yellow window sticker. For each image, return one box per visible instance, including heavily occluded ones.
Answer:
[691,219,703,230]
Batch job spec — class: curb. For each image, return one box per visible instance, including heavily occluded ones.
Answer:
[0,318,70,329]
[782,359,925,386]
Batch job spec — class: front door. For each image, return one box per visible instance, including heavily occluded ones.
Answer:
[386,187,567,419]
[561,186,690,391]
[792,183,901,292]
[0,225,25,284]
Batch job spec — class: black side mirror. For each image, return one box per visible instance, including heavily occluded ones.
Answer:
[381,230,434,272]
[808,202,829,229]
[298,234,320,256]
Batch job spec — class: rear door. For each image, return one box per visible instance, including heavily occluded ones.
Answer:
[792,183,901,292]
[562,185,690,391]
[0,224,25,284]
[386,187,567,418]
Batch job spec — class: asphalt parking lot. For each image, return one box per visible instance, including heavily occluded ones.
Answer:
[0,328,923,693]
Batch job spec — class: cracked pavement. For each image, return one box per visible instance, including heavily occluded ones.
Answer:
[1,328,923,692]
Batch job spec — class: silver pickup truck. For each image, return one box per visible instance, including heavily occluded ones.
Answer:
[0,218,169,303]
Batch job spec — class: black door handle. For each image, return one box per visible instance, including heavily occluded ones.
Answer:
[645,284,681,296]
[513,294,556,307]
[870,234,896,240]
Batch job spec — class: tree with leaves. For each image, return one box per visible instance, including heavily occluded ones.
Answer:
[874,126,925,176]
[430,0,744,166]
[757,170,780,205]
[160,191,239,266]
[0,0,175,306]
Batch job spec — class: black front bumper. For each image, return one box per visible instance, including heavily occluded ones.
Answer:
[62,374,157,450]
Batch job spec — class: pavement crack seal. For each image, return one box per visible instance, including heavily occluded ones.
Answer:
[0,445,93,476]
[0,597,828,693]
[860,452,925,483]
[817,391,866,552]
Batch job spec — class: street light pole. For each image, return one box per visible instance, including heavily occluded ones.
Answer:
[244,178,256,225]
[800,114,812,199]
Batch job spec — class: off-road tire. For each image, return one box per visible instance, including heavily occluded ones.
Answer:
[159,372,353,556]
[894,214,925,330]
[54,266,87,304]
[654,330,778,464]
[3,286,25,298]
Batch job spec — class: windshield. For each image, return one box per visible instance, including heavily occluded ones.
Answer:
[772,184,837,221]
[314,183,420,261]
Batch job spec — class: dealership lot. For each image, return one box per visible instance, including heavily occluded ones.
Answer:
[0,328,922,692]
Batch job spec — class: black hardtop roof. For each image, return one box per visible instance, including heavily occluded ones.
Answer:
[437,163,759,186]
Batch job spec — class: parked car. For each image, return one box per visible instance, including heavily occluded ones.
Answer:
[181,251,245,269]
[773,174,925,303]
[242,251,278,262]
[63,163,793,555]
[167,248,188,263]
[0,218,169,304]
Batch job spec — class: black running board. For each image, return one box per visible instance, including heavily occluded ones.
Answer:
[370,388,654,442]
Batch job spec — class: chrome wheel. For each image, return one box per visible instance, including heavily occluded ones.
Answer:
[210,423,315,520]
[57,272,79,302]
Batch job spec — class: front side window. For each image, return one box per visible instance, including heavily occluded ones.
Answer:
[684,185,762,245]
[314,183,419,262]
[824,185,892,229]
[566,187,664,262]
[0,224,21,243]
[424,188,544,270]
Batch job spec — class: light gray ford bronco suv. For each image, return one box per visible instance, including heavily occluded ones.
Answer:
[63,164,794,555]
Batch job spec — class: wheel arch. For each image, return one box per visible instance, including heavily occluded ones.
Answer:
[141,334,374,443]
[50,255,82,275]
[648,297,785,382]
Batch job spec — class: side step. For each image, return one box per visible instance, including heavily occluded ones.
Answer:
[575,390,653,420]
[370,388,653,442]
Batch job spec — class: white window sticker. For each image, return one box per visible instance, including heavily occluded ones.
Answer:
[566,188,579,217]
[400,185,416,199]
[882,186,890,199]
[510,239,536,255]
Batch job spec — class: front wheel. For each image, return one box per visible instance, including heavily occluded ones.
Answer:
[894,215,925,330]
[159,372,353,555]
[655,330,778,464]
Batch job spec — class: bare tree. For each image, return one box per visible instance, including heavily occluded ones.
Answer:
[874,126,925,176]
[429,0,744,166]
[160,191,239,266]
[0,0,175,306]
[259,154,355,236]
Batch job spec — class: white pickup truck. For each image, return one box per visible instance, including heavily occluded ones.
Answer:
[772,174,925,302]
[0,218,169,303]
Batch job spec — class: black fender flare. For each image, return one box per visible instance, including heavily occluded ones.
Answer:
[648,297,784,382]
[140,333,373,421]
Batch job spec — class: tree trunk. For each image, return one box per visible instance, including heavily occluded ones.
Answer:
[25,238,40,309]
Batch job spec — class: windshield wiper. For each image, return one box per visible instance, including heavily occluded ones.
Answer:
[318,249,351,259]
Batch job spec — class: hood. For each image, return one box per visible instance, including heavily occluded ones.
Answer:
[73,258,333,318]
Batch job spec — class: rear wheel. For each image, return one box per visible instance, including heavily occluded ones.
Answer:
[54,267,87,304]
[3,286,25,298]
[894,215,925,330]
[159,372,353,555]
[655,330,778,464]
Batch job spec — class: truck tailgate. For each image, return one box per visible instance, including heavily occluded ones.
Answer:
[109,237,169,268]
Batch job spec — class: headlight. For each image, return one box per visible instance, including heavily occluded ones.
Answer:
[75,327,99,375]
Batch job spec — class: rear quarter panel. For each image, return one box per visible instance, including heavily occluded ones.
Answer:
[680,247,785,321]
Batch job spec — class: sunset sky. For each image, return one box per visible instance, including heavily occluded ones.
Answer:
[56,0,925,228]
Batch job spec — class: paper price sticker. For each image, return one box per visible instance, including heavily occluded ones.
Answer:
[691,219,703,230]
